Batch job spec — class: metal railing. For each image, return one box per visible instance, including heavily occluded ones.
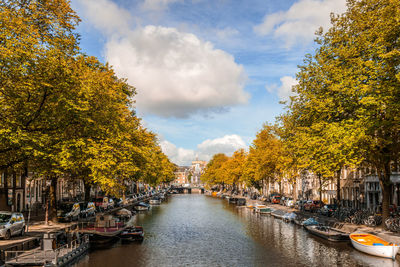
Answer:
[4,235,89,264]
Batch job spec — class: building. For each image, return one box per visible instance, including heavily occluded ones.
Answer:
[190,160,207,185]
[174,166,190,185]
[0,168,27,212]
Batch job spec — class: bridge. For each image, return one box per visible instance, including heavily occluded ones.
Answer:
[171,186,205,194]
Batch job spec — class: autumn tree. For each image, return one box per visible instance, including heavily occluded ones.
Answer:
[286,0,400,222]
[202,153,229,189]
[247,124,283,195]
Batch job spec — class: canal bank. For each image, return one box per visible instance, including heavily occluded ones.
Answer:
[73,194,398,267]
[229,192,400,254]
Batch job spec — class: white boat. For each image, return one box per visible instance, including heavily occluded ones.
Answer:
[149,199,161,205]
[350,233,399,260]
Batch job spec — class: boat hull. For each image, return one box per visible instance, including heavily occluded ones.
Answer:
[350,233,399,259]
[304,225,349,242]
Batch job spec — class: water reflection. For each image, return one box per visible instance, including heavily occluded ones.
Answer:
[74,195,399,267]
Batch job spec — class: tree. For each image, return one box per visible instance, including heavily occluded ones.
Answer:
[287,0,400,222]
[202,153,229,188]
[0,0,80,169]
[223,149,247,192]
[247,124,283,195]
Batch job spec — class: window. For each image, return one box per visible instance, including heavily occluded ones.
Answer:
[15,174,21,187]
[7,175,13,188]
[0,172,4,188]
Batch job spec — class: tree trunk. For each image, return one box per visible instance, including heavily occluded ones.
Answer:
[379,163,392,228]
[50,177,58,223]
[293,177,297,201]
[84,181,91,202]
[336,168,341,207]
[318,173,322,202]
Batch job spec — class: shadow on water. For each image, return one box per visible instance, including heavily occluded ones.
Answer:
[73,195,400,267]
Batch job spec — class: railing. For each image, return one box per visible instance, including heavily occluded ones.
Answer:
[4,235,89,264]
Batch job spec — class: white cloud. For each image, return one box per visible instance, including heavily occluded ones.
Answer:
[254,0,347,47]
[141,0,182,11]
[77,0,249,118]
[160,140,196,166]
[106,25,249,117]
[215,27,240,41]
[77,0,132,35]
[160,134,247,165]
[197,134,246,158]
[266,76,298,102]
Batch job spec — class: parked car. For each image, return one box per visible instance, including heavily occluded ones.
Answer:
[0,212,25,240]
[271,195,281,204]
[285,198,294,207]
[268,193,280,202]
[304,200,325,212]
[57,202,81,222]
[93,196,112,211]
[80,202,96,218]
[319,204,338,217]
[303,200,313,211]
[295,200,307,209]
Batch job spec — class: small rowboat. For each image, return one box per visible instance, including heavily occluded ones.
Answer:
[304,225,349,242]
[254,205,268,213]
[258,207,274,215]
[350,233,399,259]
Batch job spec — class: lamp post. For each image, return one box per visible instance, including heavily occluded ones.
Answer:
[26,179,33,232]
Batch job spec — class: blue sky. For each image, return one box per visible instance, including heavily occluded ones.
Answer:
[71,0,347,165]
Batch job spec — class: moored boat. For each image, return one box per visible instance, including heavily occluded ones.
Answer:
[350,233,399,260]
[149,199,161,205]
[134,202,151,211]
[304,225,349,242]
[282,212,297,222]
[246,204,255,209]
[236,198,246,206]
[79,214,126,247]
[120,226,144,242]
[302,217,319,226]
[254,205,268,213]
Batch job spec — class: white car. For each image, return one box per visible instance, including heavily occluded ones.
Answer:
[0,212,25,240]
[286,198,294,207]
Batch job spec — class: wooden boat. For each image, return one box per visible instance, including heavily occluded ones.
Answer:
[350,233,399,259]
[246,204,255,209]
[304,225,349,242]
[254,205,268,213]
[259,207,274,215]
[271,210,286,220]
[120,226,144,242]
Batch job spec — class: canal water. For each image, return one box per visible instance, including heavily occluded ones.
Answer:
[74,194,399,267]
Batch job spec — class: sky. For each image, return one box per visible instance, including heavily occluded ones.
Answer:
[71,0,347,166]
